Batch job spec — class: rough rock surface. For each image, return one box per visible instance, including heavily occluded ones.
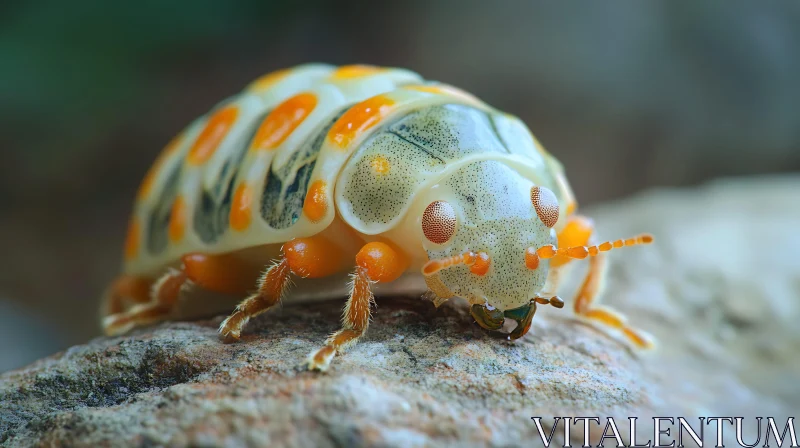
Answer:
[2,176,798,447]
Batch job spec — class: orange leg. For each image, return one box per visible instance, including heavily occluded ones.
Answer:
[307,241,408,371]
[102,251,263,336]
[102,275,153,315]
[218,234,351,342]
[102,269,187,336]
[554,215,655,349]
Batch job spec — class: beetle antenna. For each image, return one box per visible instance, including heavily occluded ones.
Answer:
[422,251,478,276]
[524,233,653,270]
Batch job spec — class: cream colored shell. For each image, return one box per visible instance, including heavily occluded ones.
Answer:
[124,63,575,294]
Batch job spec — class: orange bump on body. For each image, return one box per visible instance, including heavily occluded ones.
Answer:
[356,242,409,283]
[470,252,491,276]
[328,94,395,149]
[230,183,253,231]
[168,195,187,242]
[248,68,291,92]
[524,247,540,270]
[182,252,261,295]
[370,155,390,175]
[283,236,347,278]
[330,64,383,79]
[251,93,317,151]
[303,180,328,222]
[137,133,183,200]
[187,106,238,165]
[124,218,140,260]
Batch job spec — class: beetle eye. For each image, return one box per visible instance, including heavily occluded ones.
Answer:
[531,186,559,228]
[422,200,456,244]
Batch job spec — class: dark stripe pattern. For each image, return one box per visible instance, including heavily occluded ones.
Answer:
[260,106,349,229]
[192,110,268,244]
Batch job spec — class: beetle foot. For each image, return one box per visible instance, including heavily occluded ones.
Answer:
[307,345,336,371]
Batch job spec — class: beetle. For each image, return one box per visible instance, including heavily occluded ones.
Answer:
[102,63,654,371]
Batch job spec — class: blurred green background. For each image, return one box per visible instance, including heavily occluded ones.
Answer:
[2,1,799,371]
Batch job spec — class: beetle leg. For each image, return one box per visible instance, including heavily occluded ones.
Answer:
[546,214,655,349]
[307,266,373,371]
[218,258,292,343]
[571,251,655,349]
[307,241,408,371]
[219,234,351,343]
[471,304,505,331]
[102,268,187,336]
[101,275,153,316]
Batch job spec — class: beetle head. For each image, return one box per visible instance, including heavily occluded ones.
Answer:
[417,159,654,314]
[416,160,557,311]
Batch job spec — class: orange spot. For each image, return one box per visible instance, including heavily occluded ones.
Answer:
[137,133,183,200]
[229,184,253,231]
[168,195,187,242]
[250,93,317,151]
[303,180,328,222]
[328,95,395,149]
[355,242,409,283]
[283,236,347,278]
[370,155,390,175]
[248,68,291,92]
[524,247,540,270]
[124,218,140,260]
[470,252,491,276]
[187,106,238,165]
[330,64,383,79]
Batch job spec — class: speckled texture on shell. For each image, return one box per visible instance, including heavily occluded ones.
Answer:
[430,160,555,311]
[338,104,515,234]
